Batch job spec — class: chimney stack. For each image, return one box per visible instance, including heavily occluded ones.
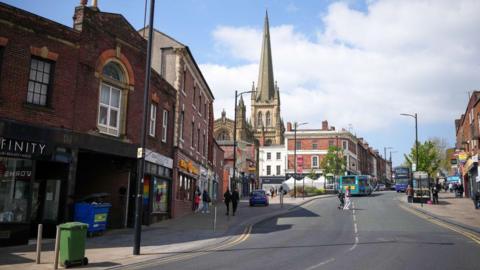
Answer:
[322,120,328,130]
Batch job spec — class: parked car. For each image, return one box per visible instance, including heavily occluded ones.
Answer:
[377,184,386,191]
[249,190,269,206]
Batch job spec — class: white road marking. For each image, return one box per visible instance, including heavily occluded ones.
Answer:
[354,223,358,234]
[349,236,359,251]
[304,258,336,270]
[353,215,356,222]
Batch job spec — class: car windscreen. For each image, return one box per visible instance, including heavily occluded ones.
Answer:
[252,191,265,196]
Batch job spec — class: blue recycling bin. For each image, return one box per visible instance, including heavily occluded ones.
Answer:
[74,203,111,234]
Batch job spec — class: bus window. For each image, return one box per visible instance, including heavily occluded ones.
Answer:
[342,176,356,185]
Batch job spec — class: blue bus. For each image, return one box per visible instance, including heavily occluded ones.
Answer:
[393,166,410,192]
[339,175,372,195]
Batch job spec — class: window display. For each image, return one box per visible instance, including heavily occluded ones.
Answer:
[0,157,33,223]
[152,177,168,213]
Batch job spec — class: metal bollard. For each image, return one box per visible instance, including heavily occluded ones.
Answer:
[36,224,43,264]
[213,206,217,232]
[53,226,61,269]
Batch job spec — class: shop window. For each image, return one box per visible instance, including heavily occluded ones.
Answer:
[162,110,168,142]
[152,177,168,213]
[0,157,33,223]
[149,103,157,137]
[27,57,54,106]
[98,62,126,137]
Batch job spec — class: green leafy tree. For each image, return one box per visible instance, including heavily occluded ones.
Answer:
[404,140,441,178]
[308,168,318,180]
[320,146,346,177]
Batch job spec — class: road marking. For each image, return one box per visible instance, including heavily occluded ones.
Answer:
[353,215,356,222]
[304,258,336,270]
[399,204,480,245]
[349,236,359,251]
[354,223,358,234]
[123,225,253,269]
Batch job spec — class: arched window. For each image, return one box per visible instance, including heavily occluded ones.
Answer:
[217,130,230,141]
[265,111,271,127]
[265,139,272,146]
[98,61,126,136]
[257,111,263,127]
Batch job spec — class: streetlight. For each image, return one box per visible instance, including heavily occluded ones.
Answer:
[293,122,308,198]
[401,113,420,204]
[384,146,393,184]
[134,0,156,256]
[232,90,255,192]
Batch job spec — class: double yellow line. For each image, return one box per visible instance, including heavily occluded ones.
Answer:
[126,225,252,269]
[399,204,480,245]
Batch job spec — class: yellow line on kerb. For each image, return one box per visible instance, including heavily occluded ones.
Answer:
[399,204,480,245]
[128,225,253,269]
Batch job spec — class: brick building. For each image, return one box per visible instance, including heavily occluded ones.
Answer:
[0,1,177,246]
[139,28,217,218]
[454,90,480,199]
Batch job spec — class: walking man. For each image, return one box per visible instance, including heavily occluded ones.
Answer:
[224,188,232,215]
[201,189,211,213]
[232,187,240,216]
[432,186,439,204]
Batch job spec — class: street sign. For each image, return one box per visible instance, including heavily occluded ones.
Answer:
[412,163,416,172]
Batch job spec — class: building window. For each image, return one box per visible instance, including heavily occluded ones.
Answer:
[203,133,207,156]
[296,141,301,150]
[199,94,202,112]
[193,84,196,105]
[197,128,200,150]
[312,143,318,149]
[179,110,185,140]
[27,57,54,106]
[257,111,263,127]
[267,152,271,160]
[266,165,271,176]
[182,69,186,93]
[276,152,281,160]
[312,156,319,168]
[149,104,157,137]
[343,141,347,150]
[328,140,334,147]
[276,165,281,175]
[162,110,168,142]
[0,47,4,84]
[191,121,195,147]
[265,111,271,127]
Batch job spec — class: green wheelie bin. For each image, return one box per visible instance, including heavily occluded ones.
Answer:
[59,222,89,268]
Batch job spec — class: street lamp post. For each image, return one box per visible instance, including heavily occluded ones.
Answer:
[384,146,392,184]
[133,0,156,256]
[232,90,255,192]
[401,113,419,203]
[293,122,307,198]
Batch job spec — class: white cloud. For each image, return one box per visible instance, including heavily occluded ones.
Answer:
[202,0,480,134]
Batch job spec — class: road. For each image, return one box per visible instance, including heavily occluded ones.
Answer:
[125,192,480,270]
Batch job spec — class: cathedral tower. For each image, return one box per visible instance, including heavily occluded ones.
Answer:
[251,11,284,146]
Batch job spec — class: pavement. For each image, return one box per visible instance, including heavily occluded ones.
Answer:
[0,194,331,270]
[398,191,480,233]
[132,191,480,270]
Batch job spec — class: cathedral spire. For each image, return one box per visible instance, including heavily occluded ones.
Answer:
[256,10,275,102]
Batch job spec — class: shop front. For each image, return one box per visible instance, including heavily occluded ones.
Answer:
[174,155,199,218]
[0,121,72,246]
[142,149,173,225]
[464,155,479,199]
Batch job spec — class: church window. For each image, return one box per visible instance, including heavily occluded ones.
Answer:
[257,111,263,127]
[265,111,271,127]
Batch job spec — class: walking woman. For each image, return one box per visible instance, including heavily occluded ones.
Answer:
[343,186,352,210]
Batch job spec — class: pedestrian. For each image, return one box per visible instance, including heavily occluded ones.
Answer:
[224,188,232,215]
[474,191,480,209]
[457,184,464,198]
[449,182,453,192]
[337,191,345,209]
[443,182,448,193]
[231,187,240,216]
[201,189,211,213]
[194,192,201,212]
[406,185,414,203]
[432,186,439,204]
[343,186,351,210]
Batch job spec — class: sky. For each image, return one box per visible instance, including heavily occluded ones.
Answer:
[5,0,480,167]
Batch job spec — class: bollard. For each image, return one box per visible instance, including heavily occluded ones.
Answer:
[53,226,61,269]
[213,206,217,232]
[36,224,43,264]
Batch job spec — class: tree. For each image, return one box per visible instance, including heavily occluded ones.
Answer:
[404,140,442,178]
[429,137,451,174]
[308,168,318,180]
[320,146,346,177]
